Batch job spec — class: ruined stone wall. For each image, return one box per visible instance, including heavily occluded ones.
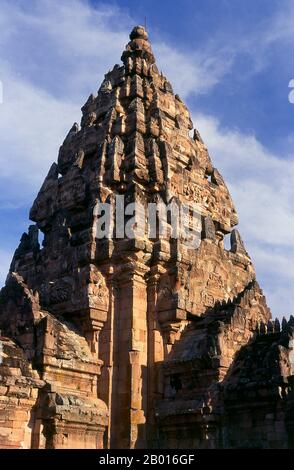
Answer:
[0,276,108,448]
[0,336,44,448]
[157,287,294,449]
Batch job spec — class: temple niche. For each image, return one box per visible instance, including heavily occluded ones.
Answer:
[0,25,294,449]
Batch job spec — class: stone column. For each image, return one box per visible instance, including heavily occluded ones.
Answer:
[109,261,148,449]
[146,268,164,448]
[98,268,115,449]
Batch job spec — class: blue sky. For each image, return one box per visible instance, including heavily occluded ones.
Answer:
[0,0,294,317]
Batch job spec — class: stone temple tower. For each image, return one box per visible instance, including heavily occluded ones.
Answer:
[0,26,294,449]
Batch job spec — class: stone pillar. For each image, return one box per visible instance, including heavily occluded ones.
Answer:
[109,261,148,449]
[146,269,164,448]
[98,268,116,449]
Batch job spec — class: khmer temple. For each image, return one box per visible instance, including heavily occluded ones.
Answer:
[0,25,293,449]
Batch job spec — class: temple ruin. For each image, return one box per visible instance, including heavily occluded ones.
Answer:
[0,25,293,449]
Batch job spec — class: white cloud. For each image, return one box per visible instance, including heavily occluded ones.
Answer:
[0,67,79,201]
[153,43,234,99]
[262,0,294,46]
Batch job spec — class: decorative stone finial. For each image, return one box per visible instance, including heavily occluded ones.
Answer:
[130,25,148,41]
[274,317,281,332]
[282,316,288,330]
[122,24,155,65]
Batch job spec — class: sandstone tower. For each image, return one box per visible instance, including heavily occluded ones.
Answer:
[0,26,294,449]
